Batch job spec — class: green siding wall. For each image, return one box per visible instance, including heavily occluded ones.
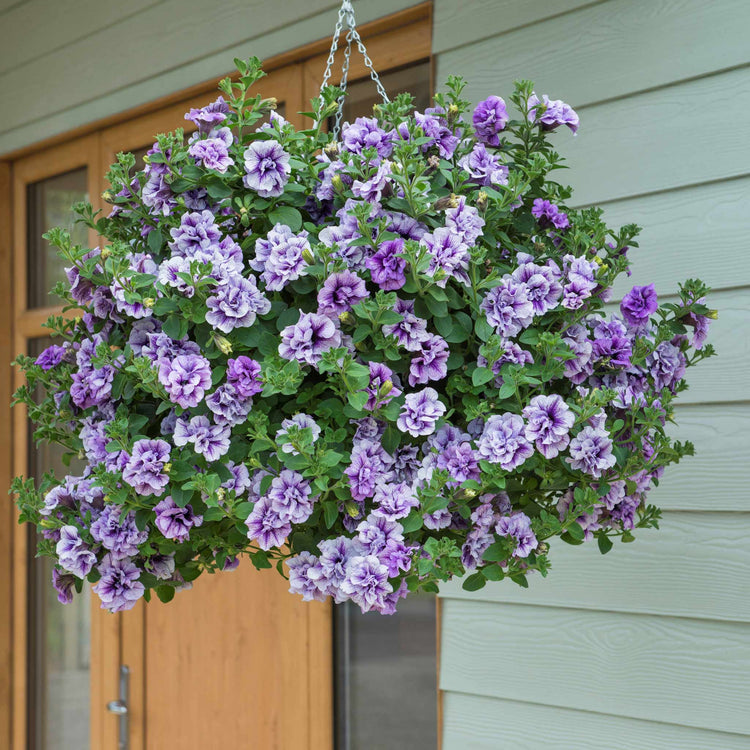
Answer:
[1,1,748,746]
[435,0,750,747]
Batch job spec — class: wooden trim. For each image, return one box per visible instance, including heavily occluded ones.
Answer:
[0,161,14,750]
[0,3,432,163]
[307,602,334,749]
[120,604,146,750]
[436,596,443,750]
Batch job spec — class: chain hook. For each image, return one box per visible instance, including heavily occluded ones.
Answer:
[320,0,390,139]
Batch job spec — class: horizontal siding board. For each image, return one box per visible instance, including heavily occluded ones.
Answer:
[0,0,417,155]
[439,511,750,622]
[0,0,160,76]
[432,0,597,54]
[607,177,750,298]
[436,0,750,107]
[650,405,750,511]
[442,692,750,750]
[440,600,750,734]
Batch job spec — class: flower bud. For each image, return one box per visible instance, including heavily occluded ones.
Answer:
[378,380,393,398]
[536,542,550,555]
[338,311,355,326]
[213,334,233,355]
[216,488,226,503]
[100,246,111,260]
[260,97,278,110]
[434,193,459,210]
[40,518,56,529]
[345,501,361,518]
[706,309,719,320]
[143,297,155,309]
[476,191,488,213]
[101,191,113,203]
[142,154,151,164]
[424,154,440,176]
[302,248,315,264]
[239,206,248,214]
[331,174,345,193]
[163,463,172,474]
[323,142,340,158]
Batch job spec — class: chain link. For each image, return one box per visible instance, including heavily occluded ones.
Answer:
[320,0,390,139]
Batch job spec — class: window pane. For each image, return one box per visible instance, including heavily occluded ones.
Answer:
[27,338,90,750]
[334,595,438,750]
[339,60,432,123]
[27,168,88,308]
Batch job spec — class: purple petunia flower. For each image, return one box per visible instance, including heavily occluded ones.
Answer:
[372,482,419,521]
[36,344,67,370]
[436,441,481,485]
[481,277,535,337]
[345,439,394,501]
[52,568,77,604]
[287,552,327,602]
[317,270,369,314]
[340,554,393,613]
[445,197,485,246]
[512,260,563,316]
[154,495,203,542]
[397,387,446,437]
[496,512,538,558]
[363,361,401,411]
[169,210,222,258]
[122,439,171,496]
[351,160,392,202]
[477,414,533,470]
[245,496,291,550]
[278,311,343,367]
[185,96,229,133]
[567,425,617,478]
[527,93,579,134]
[647,341,687,392]
[366,239,407,291]
[409,333,449,386]
[621,284,658,328]
[532,198,569,230]
[173,415,231,462]
[458,143,509,187]
[206,384,252,426]
[93,556,145,613]
[523,394,575,458]
[268,469,313,524]
[56,526,97,579]
[341,117,394,158]
[205,275,270,333]
[251,224,310,291]
[227,356,263,399]
[472,96,509,146]
[276,413,321,455]
[188,127,234,173]
[243,140,290,197]
[592,318,633,368]
[158,353,212,408]
[382,298,430,351]
[90,505,148,559]
[421,228,471,287]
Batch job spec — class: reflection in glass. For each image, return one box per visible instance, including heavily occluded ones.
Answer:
[334,595,438,750]
[27,338,90,750]
[27,169,88,309]
[337,61,432,124]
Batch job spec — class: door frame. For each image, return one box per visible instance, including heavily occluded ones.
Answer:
[0,3,435,748]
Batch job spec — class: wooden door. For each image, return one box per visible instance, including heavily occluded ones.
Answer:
[100,65,334,750]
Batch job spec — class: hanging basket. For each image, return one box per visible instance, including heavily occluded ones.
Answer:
[13,4,716,615]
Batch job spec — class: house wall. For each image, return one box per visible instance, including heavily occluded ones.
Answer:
[0,0,748,747]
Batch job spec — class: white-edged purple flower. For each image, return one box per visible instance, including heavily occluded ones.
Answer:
[90,505,148,559]
[363,361,401,411]
[647,340,687,392]
[523,394,575,459]
[243,140,290,197]
[278,311,343,367]
[340,554,393,613]
[174,415,231,462]
[421,228,470,287]
[205,275,270,333]
[206,384,252,426]
[567,425,617,478]
[122,439,171,496]
[621,283,658,329]
[56,525,97,579]
[366,238,407,291]
[227,356,263,399]
[382,297,430,351]
[341,117,394,158]
[158,353,212,408]
[511,261,563,315]
[496,512,538,558]
[436,441,480,484]
[397,387,446,437]
[169,210,222,257]
[445,197,485,246]
[251,224,310,291]
[532,198,569,230]
[287,551,327,602]
[154,496,203,542]
[276,413,321,455]
[527,93,579,134]
[317,270,369,315]
[268,469,313,524]
[477,414,533,470]
[372,482,419,521]
[185,96,229,133]
[472,96,509,146]
[188,127,234,173]
[345,439,394,501]
[409,333,449,386]
[245,496,291,550]
[481,278,534,337]
[93,556,145,613]
[351,160,392,202]
[458,143,509,186]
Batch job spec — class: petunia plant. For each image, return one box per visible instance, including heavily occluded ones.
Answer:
[12,58,716,614]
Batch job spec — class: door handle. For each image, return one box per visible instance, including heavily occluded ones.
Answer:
[106,665,130,750]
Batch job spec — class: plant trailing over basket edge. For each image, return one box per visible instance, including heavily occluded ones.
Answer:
[12,57,716,614]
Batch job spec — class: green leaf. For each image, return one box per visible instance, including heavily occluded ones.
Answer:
[347,391,369,412]
[566,521,585,541]
[482,565,505,581]
[206,179,233,200]
[472,366,494,387]
[462,572,487,592]
[401,510,423,533]
[156,585,175,603]
[323,501,339,529]
[597,535,614,555]
[269,205,303,232]
[482,541,509,562]
[147,228,163,253]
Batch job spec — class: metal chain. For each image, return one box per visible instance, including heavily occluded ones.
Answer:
[320,0,390,138]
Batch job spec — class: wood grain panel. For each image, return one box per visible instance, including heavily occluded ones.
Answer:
[440,600,750,735]
[442,692,750,750]
[605,177,750,298]
[440,511,750,622]
[433,0,599,54]
[144,562,331,749]
[436,0,750,105]
[0,0,160,76]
